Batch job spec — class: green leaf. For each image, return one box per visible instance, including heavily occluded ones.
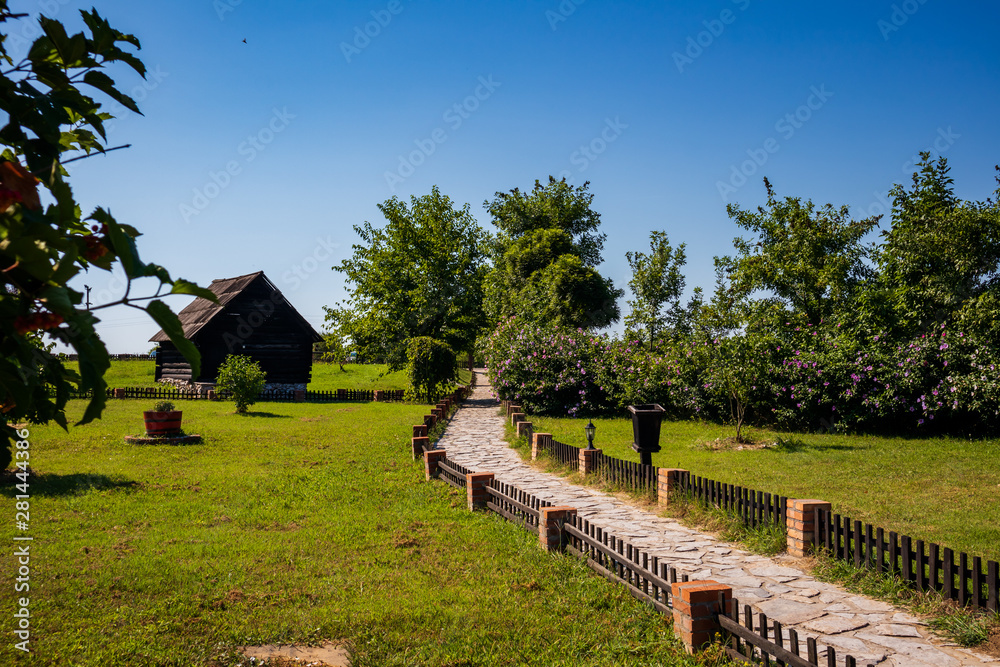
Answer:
[147,300,201,379]
[170,279,219,303]
[82,70,140,115]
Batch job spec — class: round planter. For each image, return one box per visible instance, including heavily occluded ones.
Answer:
[143,410,182,436]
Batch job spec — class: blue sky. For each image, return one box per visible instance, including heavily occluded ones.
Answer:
[10,0,998,351]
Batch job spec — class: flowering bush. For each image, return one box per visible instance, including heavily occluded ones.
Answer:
[480,316,1000,435]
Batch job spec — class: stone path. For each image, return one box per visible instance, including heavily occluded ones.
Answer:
[435,371,997,667]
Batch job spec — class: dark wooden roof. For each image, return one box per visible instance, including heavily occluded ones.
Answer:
[149,271,321,343]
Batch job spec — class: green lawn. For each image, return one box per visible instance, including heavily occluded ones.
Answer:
[524,415,1000,563]
[0,399,719,666]
[65,360,471,393]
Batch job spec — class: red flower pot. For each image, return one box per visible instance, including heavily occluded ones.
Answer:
[143,410,182,436]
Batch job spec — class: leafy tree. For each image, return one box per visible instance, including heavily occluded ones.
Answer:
[876,154,1000,338]
[328,186,488,370]
[484,177,622,328]
[406,336,456,402]
[722,178,879,326]
[625,230,701,346]
[0,4,211,466]
[216,354,266,414]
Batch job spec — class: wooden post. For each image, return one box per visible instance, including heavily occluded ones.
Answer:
[671,580,732,653]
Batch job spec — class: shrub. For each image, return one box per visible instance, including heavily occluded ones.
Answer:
[152,400,175,412]
[216,355,267,414]
[406,337,456,402]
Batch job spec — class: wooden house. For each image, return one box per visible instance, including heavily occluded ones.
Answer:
[149,271,322,388]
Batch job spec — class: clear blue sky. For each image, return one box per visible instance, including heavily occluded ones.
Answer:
[11,0,998,351]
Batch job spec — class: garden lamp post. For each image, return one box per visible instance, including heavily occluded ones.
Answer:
[584,420,596,450]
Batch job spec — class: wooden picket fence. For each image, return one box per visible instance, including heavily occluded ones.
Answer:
[814,507,1000,613]
[591,450,658,493]
[674,471,787,527]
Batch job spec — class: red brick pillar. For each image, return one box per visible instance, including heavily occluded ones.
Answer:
[424,449,446,481]
[671,580,732,653]
[539,506,577,552]
[786,499,831,557]
[411,436,430,460]
[113,388,125,399]
[207,389,216,401]
[373,390,383,402]
[657,468,688,508]
[516,420,533,438]
[531,432,552,460]
[424,414,436,429]
[466,472,494,510]
[337,389,346,400]
[510,412,525,428]
[413,424,428,438]
[294,390,305,402]
[507,404,522,418]
[579,447,601,475]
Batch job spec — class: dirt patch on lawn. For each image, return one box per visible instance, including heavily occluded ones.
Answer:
[980,626,1000,659]
[699,436,776,451]
[240,641,350,666]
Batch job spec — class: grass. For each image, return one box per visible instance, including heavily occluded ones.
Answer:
[524,414,1000,563]
[1,399,735,666]
[61,360,474,393]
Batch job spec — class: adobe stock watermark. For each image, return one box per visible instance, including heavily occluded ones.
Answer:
[179,107,295,224]
[546,0,586,31]
[214,0,242,21]
[4,0,71,60]
[853,126,959,219]
[383,75,501,192]
[555,117,628,184]
[282,236,340,292]
[673,0,751,74]
[341,0,406,63]
[877,0,930,40]
[716,84,833,202]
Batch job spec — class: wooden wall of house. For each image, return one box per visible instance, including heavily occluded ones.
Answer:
[154,342,192,383]
[156,281,316,385]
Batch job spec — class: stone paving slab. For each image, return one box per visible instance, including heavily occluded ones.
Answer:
[433,372,997,667]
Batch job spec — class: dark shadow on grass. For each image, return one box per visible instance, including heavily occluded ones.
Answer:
[236,411,291,418]
[768,436,856,453]
[2,470,140,497]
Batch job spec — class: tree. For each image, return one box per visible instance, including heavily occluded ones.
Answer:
[625,230,700,346]
[406,336,456,402]
[484,177,622,329]
[0,4,211,466]
[329,186,488,370]
[722,178,879,326]
[876,154,1000,338]
[216,354,266,414]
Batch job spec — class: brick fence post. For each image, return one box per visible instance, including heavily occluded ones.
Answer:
[294,390,305,402]
[786,499,831,557]
[207,389,216,401]
[424,414,436,429]
[510,412,525,428]
[531,432,552,460]
[671,580,732,653]
[413,424,428,438]
[579,447,601,475]
[466,472,494,510]
[516,420,533,439]
[424,449,446,481]
[411,436,430,460]
[657,468,688,508]
[113,388,125,399]
[539,506,577,552]
[507,404,522,418]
